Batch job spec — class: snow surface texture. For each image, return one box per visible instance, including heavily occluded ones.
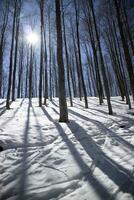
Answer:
[0,97,134,200]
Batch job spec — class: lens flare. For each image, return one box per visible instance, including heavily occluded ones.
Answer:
[26,31,39,45]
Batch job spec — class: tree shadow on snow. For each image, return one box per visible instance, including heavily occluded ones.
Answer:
[1,99,30,200]
[17,99,31,200]
[0,100,6,106]
[41,106,113,200]
[0,99,25,126]
[68,109,134,152]
[50,105,134,196]
[0,101,12,117]
[50,102,134,152]
[67,110,134,196]
[31,104,48,146]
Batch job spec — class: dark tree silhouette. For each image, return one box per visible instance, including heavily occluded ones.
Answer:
[55,0,68,122]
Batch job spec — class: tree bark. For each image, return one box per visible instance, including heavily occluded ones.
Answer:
[6,0,17,109]
[55,0,68,122]
[113,0,134,100]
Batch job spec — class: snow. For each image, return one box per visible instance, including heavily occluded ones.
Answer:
[0,97,134,200]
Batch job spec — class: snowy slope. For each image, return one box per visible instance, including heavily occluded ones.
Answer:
[0,97,134,200]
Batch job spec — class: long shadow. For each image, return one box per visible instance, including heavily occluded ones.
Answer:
[66,110,134,194]
[0,105,6,111]
[50,106,134,193]
[69,109,134,151]
[0,101,12,117]
[67,121,134,195]
[75,108,119,126]
[31,104,45,145]
[17,99,31,200]
[51,101,115,128]
[73,100,133,118]
[0,100,6,106]
[70,104,134,132]
[0,99,25,126]
[52,106,134,163]
[72,105,110,120]
[73,101,111,116]
[87,107,134,124]
[87,108,134,124]
[41,106,113,200]
[0,106,7,116]
[52,100,109,116]
[71,101,134,134]
[84,107,109,116]
[50,102,134,152]
[51,101,58,107]
[111,99,128,105]
[1,99,30,200]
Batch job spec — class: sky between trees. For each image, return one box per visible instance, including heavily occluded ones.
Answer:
[0,0,134,121]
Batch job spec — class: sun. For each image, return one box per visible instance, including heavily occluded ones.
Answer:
[26,31,39,45]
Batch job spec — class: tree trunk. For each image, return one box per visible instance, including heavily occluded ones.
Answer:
[61,0,73,107]
[29,46,33,100]
[113,0,134,100]
[12,1,21,101]
[55,0,68,122]
[74,0,88,108]
[6,0,17,109]
[0,1,9,98]
[90,0,113,114]
[39,0,44,107]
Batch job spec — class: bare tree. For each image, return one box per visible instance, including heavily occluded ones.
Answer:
[113,0,134,100]
[74,0,88,108]
[55,0,68,122]
[0,0,9,98]
[61,0,73,107]
[12,0,22,101]
[39,0,44,107]
[6,0,18,109]
[89,0,113,114]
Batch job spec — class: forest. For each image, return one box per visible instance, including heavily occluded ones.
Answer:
[0,0,134,200]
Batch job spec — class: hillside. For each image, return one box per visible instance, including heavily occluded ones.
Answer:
[0,97,134,200]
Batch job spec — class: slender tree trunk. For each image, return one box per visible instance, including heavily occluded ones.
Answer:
[83,0,103,103]
[90,0,113,114]
[29,46,33,100]
[17,43,24,98]
[69,55,77,97]
[113,0,134,100]
[55,0,68,122]
[70,19,82,100]
[44,28,48,105]
[39,0,44,107]
[12,1,21,101]
[48,7,52,101]
[0,1,9,98]
[6,0,17,109]
[61,0,73,107]
[52,50,58,98]
[25,48,29,98]
[74,0,88,108]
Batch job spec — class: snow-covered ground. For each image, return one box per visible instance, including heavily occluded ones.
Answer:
[0,97,134,200]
